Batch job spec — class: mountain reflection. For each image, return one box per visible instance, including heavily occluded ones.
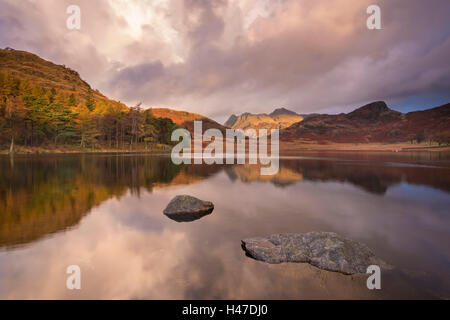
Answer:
[1,153,449,249]
[226,157,450,194]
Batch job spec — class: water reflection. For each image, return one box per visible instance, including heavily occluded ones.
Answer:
[0,153,449,299]
[164,210,214,223]
[1,153,450,249]
[0,155,184,248]
[227,156,450,194]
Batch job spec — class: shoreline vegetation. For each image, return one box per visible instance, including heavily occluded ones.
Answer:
[0,143,173,155]
[279,142,450,153]
[2,142,450,155]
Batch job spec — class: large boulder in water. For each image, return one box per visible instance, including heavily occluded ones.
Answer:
[163,195,214,222]
[241,232,391,275]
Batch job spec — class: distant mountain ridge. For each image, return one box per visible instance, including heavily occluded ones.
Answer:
[280,101,450,144]
[270,107,298,117]
[224,114,238,127]
[224,107,304,132]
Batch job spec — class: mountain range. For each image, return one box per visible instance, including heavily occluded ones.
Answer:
[0,48,449,152]
[223,101,450,146]
[280,101,450,144]
[224,107,304,132]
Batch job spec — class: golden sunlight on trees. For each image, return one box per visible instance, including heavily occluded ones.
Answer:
[0,71,179,153]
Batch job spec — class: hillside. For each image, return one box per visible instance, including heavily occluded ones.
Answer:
[151,107,228,134]
[0,48,180,152]
[0,48,127,113]
[280,101,450,144]
[225,107,304,133]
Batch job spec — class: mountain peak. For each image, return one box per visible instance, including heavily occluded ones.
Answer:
[350,101,389,114]
[270,107,298,117]
[224,114,238,127]
[348,101,400,120]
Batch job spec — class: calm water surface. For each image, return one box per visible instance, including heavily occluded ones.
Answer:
[0,152,449,299]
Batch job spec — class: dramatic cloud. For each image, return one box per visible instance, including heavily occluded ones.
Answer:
[1,0,449,121]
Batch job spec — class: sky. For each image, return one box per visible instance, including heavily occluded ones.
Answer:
[0,0,449,123]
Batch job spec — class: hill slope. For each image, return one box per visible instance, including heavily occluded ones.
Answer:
[151,107,228,134]
[0,48,127,113]
[280,101,450,144]
[0,48,179,152]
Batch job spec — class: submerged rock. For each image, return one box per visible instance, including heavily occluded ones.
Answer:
[163,195,214,222]
[241,232,390,275]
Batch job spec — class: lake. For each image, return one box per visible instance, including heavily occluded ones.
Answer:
[0,152,449,299]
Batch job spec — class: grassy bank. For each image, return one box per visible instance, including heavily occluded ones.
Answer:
[3,141,450,156]
[280,141,450,153]
[0,143,173,155]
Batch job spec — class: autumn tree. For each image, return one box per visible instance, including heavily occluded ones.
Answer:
[99,112,116,148]
[69,93,77,107]
[129,104,143,149]
[4,96,27,153]
[23,95,48,146]
[0,71,180,152]
[47,102,78,145]
[76,107,99,149]
[85,88,95,112]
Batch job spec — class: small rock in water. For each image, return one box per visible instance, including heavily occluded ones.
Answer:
[241,231,391,275]
[163,195,214,222]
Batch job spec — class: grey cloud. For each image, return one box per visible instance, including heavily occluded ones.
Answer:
[1,0,449,120]
[111,61,165,89]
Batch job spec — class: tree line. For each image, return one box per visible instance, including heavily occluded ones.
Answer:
[0,71,179,152]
